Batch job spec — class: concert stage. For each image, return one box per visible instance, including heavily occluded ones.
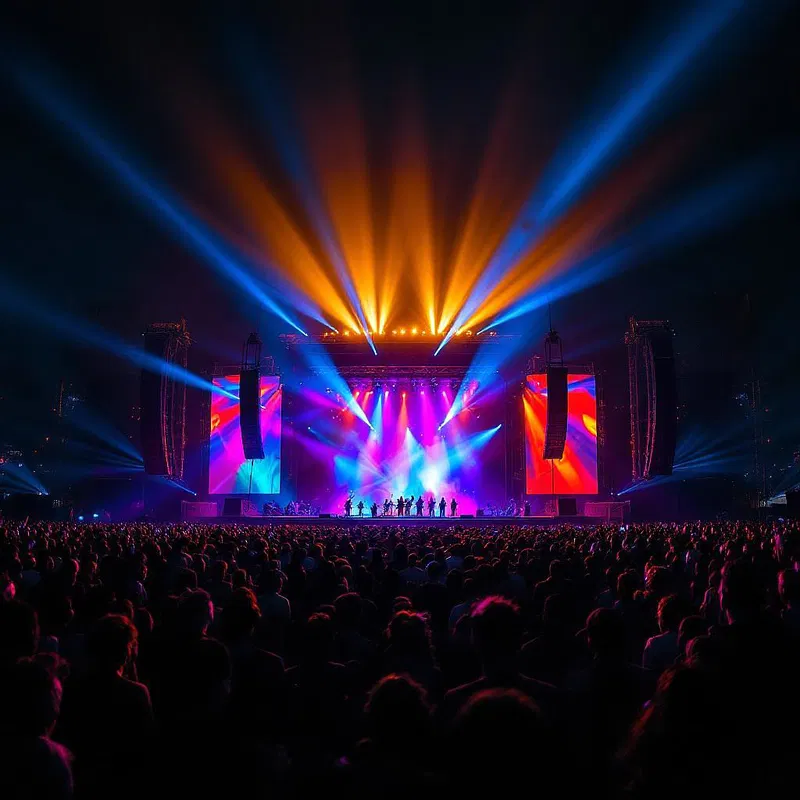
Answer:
[203,332,601,518]
[186,514,601,528]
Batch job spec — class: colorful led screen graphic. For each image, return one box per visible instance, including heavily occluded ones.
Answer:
[209,375,282,494]
[524,373,598,494]
[294,381,506,514]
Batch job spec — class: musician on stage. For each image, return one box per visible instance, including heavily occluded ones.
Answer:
[357,500,364,517]
[450,497,458,517]
[407,496,414,516]
[344,497,353,516]
[383,498,392,516]
[371,501,378,517]
[416,496,424,516]
[438,497,446,517]
[428,496,436,516]
[397,495,405,516]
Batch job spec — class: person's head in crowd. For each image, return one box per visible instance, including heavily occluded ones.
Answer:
[542,593,570,631]
[426,560,444,583]
[211,560,229,584]
[232,568,248,589]
[259,568,283,596]
[301,612,335,664]
[173,567,198,594]
[86,614,138,676]
[470,596,522,670]
[657,594,688,635]
[645,566,673,600]
[720,559,763,624]
[617,569,640,602]
[387,611,432,657]
[677,616,709,660]
[548,559,567,581]
[0,600,39,666]
[450,689,547,786]
[0,657,62,737]
[176,589,214,638]
[622,665,723,796]
[585,608,626,661]
[363,674,431,754]
[334,592,363,631]
[133,607,154,638]
[220,588,261,642]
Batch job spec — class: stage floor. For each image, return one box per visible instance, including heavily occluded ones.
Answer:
[185,514,601,527]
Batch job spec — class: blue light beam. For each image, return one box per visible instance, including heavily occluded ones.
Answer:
[439,1,747,353]
[13,66,312,335]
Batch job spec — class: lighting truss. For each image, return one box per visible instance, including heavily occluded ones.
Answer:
[308,364,496,379]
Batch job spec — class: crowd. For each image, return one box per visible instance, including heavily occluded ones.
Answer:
[2,518,800,798]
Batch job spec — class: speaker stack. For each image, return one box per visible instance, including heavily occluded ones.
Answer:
[239,368,265,461]
[543,366,569,460]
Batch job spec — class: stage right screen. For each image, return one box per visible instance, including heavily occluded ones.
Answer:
[524,373,598,494]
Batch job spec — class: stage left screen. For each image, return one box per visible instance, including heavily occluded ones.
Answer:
[209,375,282,494]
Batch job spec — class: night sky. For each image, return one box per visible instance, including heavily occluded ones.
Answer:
[1,1,798,497]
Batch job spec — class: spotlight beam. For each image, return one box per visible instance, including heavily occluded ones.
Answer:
[1,281,234,399]
[14,66,309,336]
[227,34,377,352]
[441,0,746,351]
[479,152,796,332]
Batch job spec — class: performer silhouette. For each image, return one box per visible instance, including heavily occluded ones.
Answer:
[371,501,378,517]
[438,497,446,517]
[383,498,391,516]
[428,496,436,516]
[357,500,364,517]
[397,496,405,516]
[450,497,458,517]
[344,497,352,516]
[416,496,424,516]
[406,496,414,516]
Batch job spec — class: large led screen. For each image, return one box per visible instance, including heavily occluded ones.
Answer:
[294,380,506,514]
[524,373,598,494]
[209,375,282,494]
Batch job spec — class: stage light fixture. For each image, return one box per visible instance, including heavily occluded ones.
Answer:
[400,328,407,335]
[411,327,418,335]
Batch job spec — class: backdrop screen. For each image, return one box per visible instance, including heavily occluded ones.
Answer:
[209,375,281,494]
[294,380,506,514]
[524,373,598,494]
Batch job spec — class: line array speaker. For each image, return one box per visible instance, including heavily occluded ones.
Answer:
[650,332,677,476]
[543,366,569,460]
[239,369,265,460]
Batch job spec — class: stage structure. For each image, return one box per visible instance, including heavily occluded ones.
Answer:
[279,331,513,515]
[199,327,603,518]
[140,319,190,479]
[626,317,678,480]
